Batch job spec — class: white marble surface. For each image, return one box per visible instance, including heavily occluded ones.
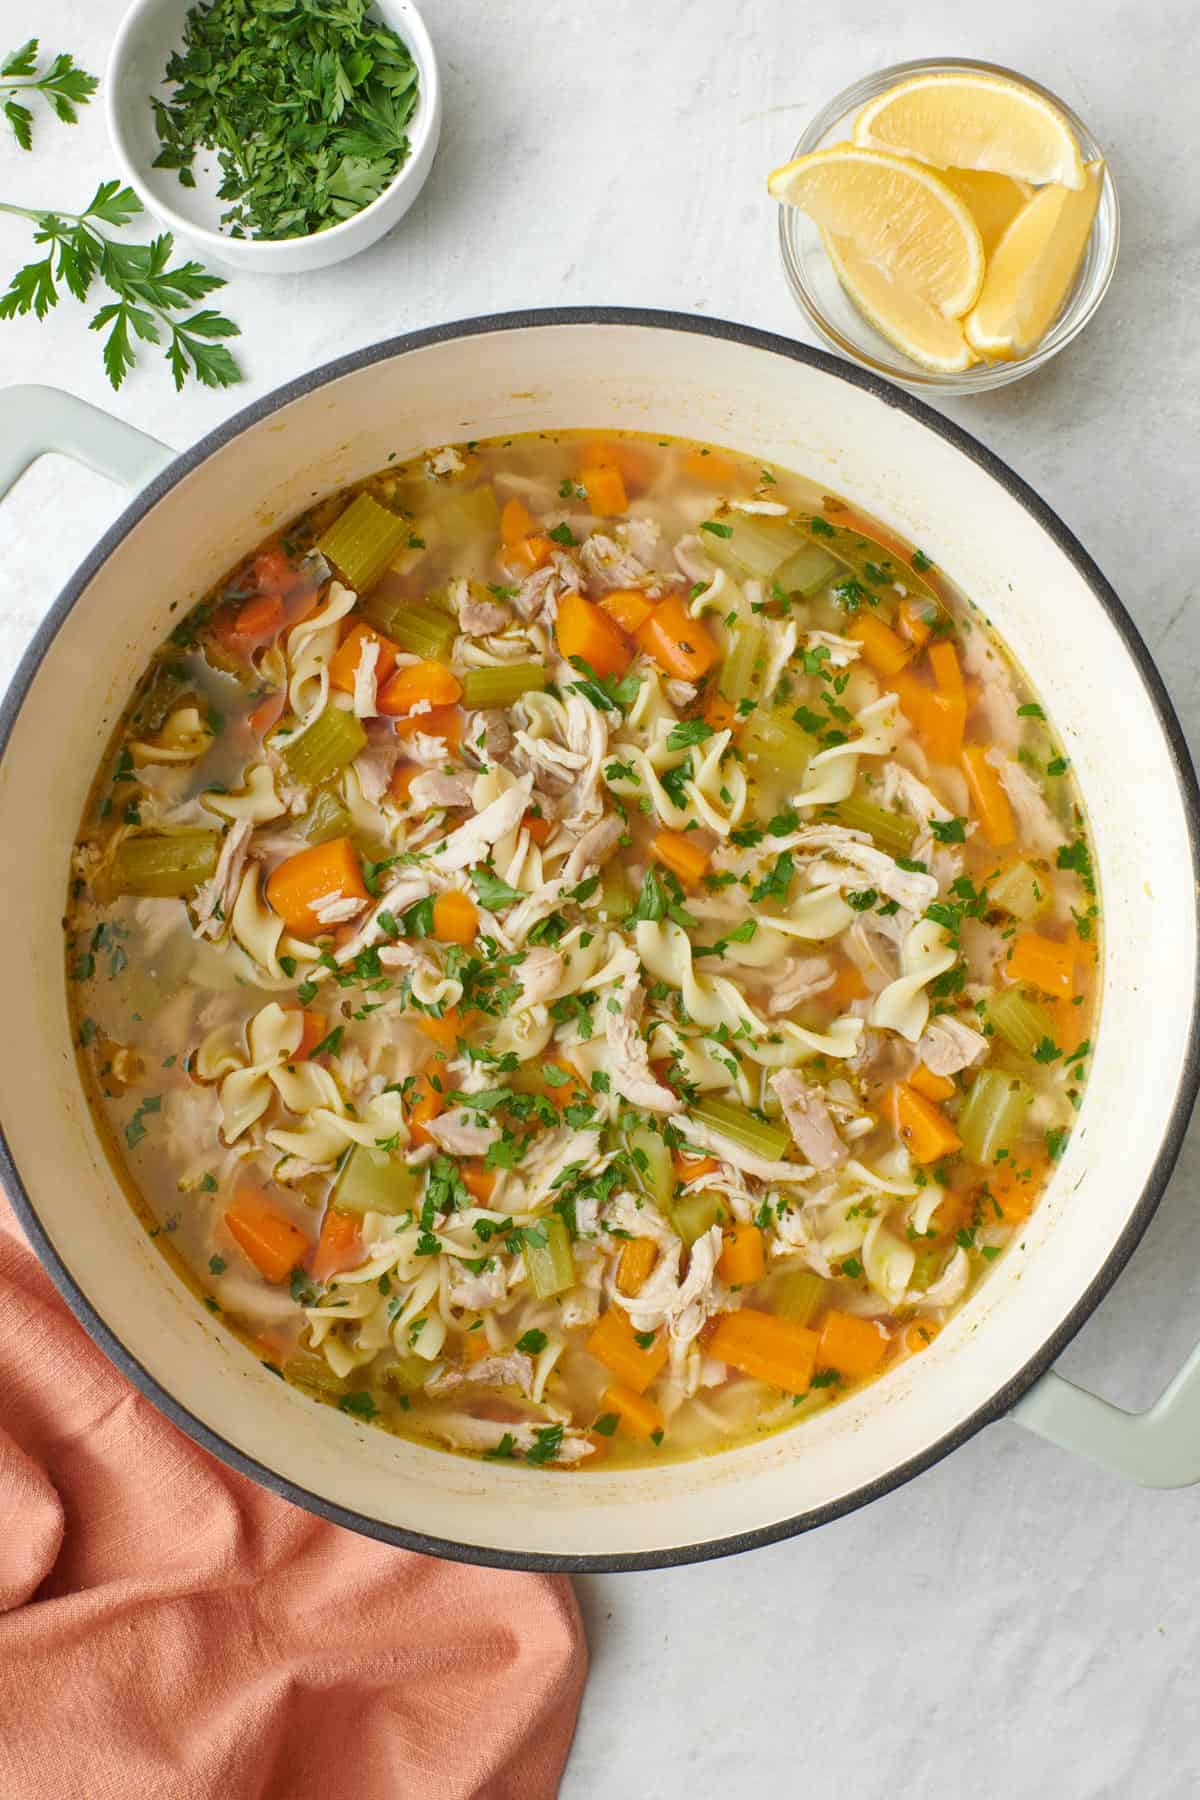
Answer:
[1,2,1198,1794]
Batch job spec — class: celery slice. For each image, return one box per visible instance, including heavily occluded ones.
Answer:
[987,860,1050,922]
[671,1189,729,1246]
[281,705,367,786]
[434,485,500,549]
[984,990,1058,1059]
[379,1354,431,1393]
[364,594,458,661]
[334,1145,420,1217]
[301,786,356,845]
[317,493,412,593]
[774,543,839,596]
[283,1353,347,1397]
[690,1096,790,1163]
[625,1124,674,1212]
[772,1269,826,1325]
[958,1069,1033,1165]
[740,706,818,772]
[597,861,629,922]
[523,1215,575,1297]
[834,795,918,858]
[704,515,806,579]
[461,663,547,709]
[718,617,765,705]
[105,829,220,898]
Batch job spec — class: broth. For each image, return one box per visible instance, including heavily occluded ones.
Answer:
[65,431,1100,1471]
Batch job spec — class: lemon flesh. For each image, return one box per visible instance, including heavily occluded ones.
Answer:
[854,72,1086,191]
[768,144,985,319]
[965,160,1103,357]
[824,232,978,372]
[938,168,1034,257]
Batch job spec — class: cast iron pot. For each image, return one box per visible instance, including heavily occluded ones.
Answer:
[3,311,1199,1571]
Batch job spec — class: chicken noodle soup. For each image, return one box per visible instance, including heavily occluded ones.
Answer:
[66,432,1099,1470]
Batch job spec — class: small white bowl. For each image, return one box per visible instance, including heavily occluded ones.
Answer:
[105,0,441,275]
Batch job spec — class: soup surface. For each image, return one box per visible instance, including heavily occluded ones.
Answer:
[66,431,1100,1470]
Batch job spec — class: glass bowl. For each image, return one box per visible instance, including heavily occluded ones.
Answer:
[777,57,1120,394]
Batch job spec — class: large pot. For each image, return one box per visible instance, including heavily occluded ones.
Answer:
[3,312,1199,1571]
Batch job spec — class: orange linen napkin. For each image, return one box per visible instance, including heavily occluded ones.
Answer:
[0,1191,587,1799]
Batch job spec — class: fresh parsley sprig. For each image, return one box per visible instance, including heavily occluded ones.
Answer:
[0,181,242,391]
[2,39,97,150]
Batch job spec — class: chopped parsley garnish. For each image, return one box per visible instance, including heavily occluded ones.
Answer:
[516,1329,548,1354]
[930,816,967,843]
[750,851,794,905]
[469,866,526,910]
[338,1391,378,1421]
[700,519,733,538]
[548,521,576,546]
[666,718,715,751]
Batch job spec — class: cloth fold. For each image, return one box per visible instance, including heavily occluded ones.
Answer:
[0,1192,586,1799]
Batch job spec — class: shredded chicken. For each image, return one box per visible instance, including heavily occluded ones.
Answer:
[467,710,512,764]
[805,630,861,668]
[672,534,717,585]
[561,813,623,886]
[921,1246,970,1309]
[606,975,678,1113]
[456,582,512,637]
[426,446,465,478]
[882,761,953,830]
[561,693,608,829]
[763,954,836,1015]
[426,1415,595,1463]
[352,636,380,717]
[787,824,940,913]
[409,771,473,810]
[985,749,1062,854]
[514,560,578,626]
[426,1352,532,1396]
[917,1015,989,1076]
[423,1107,501,1158]
[516,946,565,1008]
[430,776,532,872]
[611,1224,725,1358]
[310,888,368,927]
[770,1070,847,1169]
[193,819,251,939]
[579,531,650,592]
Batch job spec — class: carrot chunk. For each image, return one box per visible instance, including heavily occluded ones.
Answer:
[961,744,1016,848]
[225,1190,308,1285]
[887,1081,963,1164]
[850,613,912,678]
[580,463,628,517]
[1005,930,1075,996]
[293,1010,328,1059]
[253,546,297,594]
[310,1208,363,1283]
[523,810,554,845]
[897,597,934,647]
[826,956,868,1008]
[908,1062,956,1103]
[905,1318,941,1354]
[461,1164,496,1205]
[415,1007,465,1052]
[407,1070,445,1146]
[599,588,654,635]
[928,638,964,695]
[555,592,632,679]
[586,1308,668,1393]
[505,534,553,575]
[378,659,463,717]
[708,1308,819,1394]
[702,692,738,734]
[651,828,709,886]
[816,1309,890,1379]
[232,593,284,638]
[393,702,462,749]
[717,1221,766,1286]
[602,1383,664,1440]
[247,691,285,737]
[389,763,419,804]
[265,837,368,939]
[636,593,718,681]
[500,497,534,546]
[329,621,399,695]
[672,1149,719,1182]
[433,890,478,945]
[616,1237,659,1297]
[986,1153,1047,1223]
[463,1322,491,1364]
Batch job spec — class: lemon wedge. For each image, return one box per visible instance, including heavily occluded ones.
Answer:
[824,232,978,372]
[768,145,985,319]
[853,72,1086,191]
[964,160,1103,358]
[938,168,1034,256]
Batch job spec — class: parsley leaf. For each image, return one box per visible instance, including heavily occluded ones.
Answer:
[516,1329,548,1354]
[469,866,526,910]
[930,816,967,843]
[666,718,715,751]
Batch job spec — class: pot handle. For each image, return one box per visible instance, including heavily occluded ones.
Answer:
[1012,1344,1200,1487]
[0,384,173,500]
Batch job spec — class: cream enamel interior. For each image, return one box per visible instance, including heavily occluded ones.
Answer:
[1,320,1194,1561]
